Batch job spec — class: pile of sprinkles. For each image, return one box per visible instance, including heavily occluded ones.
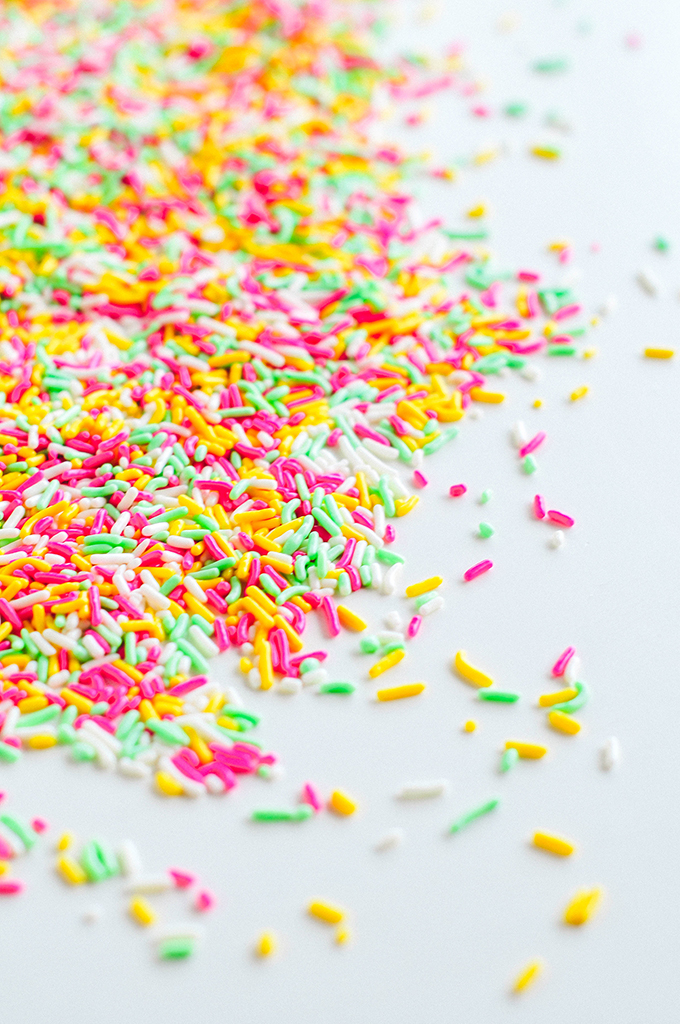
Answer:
[0,0,613,995]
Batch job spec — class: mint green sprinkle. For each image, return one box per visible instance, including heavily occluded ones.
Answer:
[479,488,492,504]
[500,748,520,773]
[478,522,494,538]
[449,798,500,834]
[318,682,355,695]
[523,454,538,474]
[251,806,314,822]
[159,937,195,960]
[478,691,520,703]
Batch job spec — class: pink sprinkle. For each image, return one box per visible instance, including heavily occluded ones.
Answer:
[449,483,467,497]
[463,560,493,582]
[518,270,540,283]
[554,303,581,321]
[301,782,323,812]
[533,494,546,519]
[195,889,216,912]
[552,647,576,677]
[547,510,574,528]
[519,432,546,458]
[4,738,20,749]
[320,596,341,638]
[169,869,195,888]
[0,880,23,895]
[384,524,396,543]
[407,615,422,638]
[31,818,48,833]
[412,470,428,488]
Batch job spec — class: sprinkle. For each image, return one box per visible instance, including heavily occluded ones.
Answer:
[159,937,195,960]
[478,522,494,538]
[564,889,602,926]
[375,828,404,852]
[412,471,428,488]
[538,687,578,707]
[464,720,477,733]
[405,576,443,598]
[644,347,674,359]
[549,530,565,549]
[570,385,589,401]
[531,145,562,160]
[463,560,493,582]
[637,270,661,296]
[523,454,538,474]
[376,683,426,702]
[449,798,500,834]
[533,832,575,856]
[328,790,358,816]
[478,691,519,703]
[533,494,546,519]
[479,488,493,504]
[505,741,547,759]
[449,484,467,497]
[547,710,581,735]
[256,932,277,957]
[499,748,519,772]
[552,647,576,676]
[454,651,493,688]
[308,901,345,925]
[129,896,156,927]
[601,737,621,770]
[513,960,543,993]
[369,649,406,678]
[547,510,575,527]
[252,807,314,823]
[396,780,447,800]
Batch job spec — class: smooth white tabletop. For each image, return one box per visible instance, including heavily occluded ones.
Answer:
[2,1,679,1022]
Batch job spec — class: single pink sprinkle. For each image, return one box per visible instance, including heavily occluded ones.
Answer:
[449,483,467,497]
[554,303,581,321]
[0,880,23,895]
[327,428,342,447]
[0,792,5,804]
[547,510,574,528]
[169,869,195,888]
[518,270,540,283]
[552,646,576,677]
[4,738,20,749]
[625,31,643,48]
[412,470,428,488]
[301,782,323,812]
[384,524,396,543]
[519,432,546,458]
[31,818,48,833]
[407,615,422,638]
[463,560,493,582]
[195,889,215,912]
[533,494,546,519]
[471,104,491,117]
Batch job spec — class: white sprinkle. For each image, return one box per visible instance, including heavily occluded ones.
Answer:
[563,656,582,685]
[375,828,405,852]
[548,530,565,550]
[117,840,143,877]
[637,269,662,297]
[600,736,620,771]
[125,873,174,894]
[396,780,448,800]
[418,595,444,615]
[599,293,618,316]
[384,611,404,631]
[511,420,527,448]
[275,676,302,695]
[82,904,103,924]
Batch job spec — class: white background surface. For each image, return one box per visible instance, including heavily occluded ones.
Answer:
[2,1,680,1021]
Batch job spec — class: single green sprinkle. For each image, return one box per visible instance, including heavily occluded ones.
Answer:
[0,813,36,850]
[653,236,670,253]
[552,680,589,714]
[159,937,195,960]
[532,57,570,74]
[479,488,492,504]
[318,682,355,695]
[360,636,381,654]
[500,748,520,773]
[478,522,494,538]
[449,798,500,834]
[251,806,314,822]
[505,101,528,117]
[523,454,538,474]
[478,691,520,703]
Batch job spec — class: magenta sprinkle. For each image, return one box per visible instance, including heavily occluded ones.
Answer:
[412,470,428,488]
[449,483,467,497]
[519,432,546,458]
[552,647,576,677]
[407,615,422,638]
[533,494,546,519]
[547,510,575,528]
[463,560,493,582]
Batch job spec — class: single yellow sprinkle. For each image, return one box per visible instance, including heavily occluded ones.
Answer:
[583,347,597,358]
[533,398,543,408]
[547,710,581,735]
[308,900,345,925]
[538,687,578,707]
[570,385,589,401]
[644,347,674,359]
[56,855,87,885]
[0,861,7,876]
[335,925,351,945]
[463,720,477,733]
[469,387,505,403]
[329,789,358,816]
[376,682,426,702]
[156,771,184,796]
[368,648,405,678]
[564,888,601,926]
[505,741,547,759]
[256,931,277,957]
[533,831,575,857]
[467,202,486,218]
[27,734,57,749]
[336,605,367,632]
[57,831,73,851]
[129,896,156,927]
[454,650,493,688]
[513,960,543,993]
[404,575,443,598]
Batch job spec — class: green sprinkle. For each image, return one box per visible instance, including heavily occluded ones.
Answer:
[552,680,589,714]
[478,522,495,538]
[318,682,355,695]
[546,345,577,356]
[478,691,520,703]
[159,937,195,960]
[0,742,21,763]
[479,488,492,504]
[17,704,61,728]
[360,636,381,654]
[500,748,520,773]
[145,719,190,745]
[251,806,314,822]
[0,813,36,850]
[505,101,528,117]
[449,798,500,834]
[533,57,570,74]
[523,454,538,474]
[653,235,670,253]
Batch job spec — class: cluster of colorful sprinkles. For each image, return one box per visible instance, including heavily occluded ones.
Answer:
[0,0,612,993]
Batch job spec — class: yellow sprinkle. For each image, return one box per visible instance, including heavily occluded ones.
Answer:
[533,832,575,857]
[0,861,8,876]
[257,931,277,957]
[547,710,581,735]
[335,926,351,945]
[376,682,425,701]
[533,398,543,408]
[467,202,486,219]
[57,831,73,851]
[505,741,547,759]
[27,734,57,749]
[644,347,674,359]
[564,888,601,926]
[538,687,578,707]
[308,900,345,925]
[570,385,589,401]
[156,771,184,796]
[368,648,405,678]
[454,650,493,688]
[329,789,358,816]
[463,720,477,733]
[404,575,443,598]
[513,960,543,993]
[469,387,505,403]
[129,896,156,927]
[336,605,367,632]
[56,855,87,885]
[17,695,48,714]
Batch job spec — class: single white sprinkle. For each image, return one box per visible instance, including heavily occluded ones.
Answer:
[548,530,565,549]
[396,780,448,800]
[511,420,528,448]
[637,269,662,297]
[600,737,620,771]
[375,828,404,852]
[564,656,582,685]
